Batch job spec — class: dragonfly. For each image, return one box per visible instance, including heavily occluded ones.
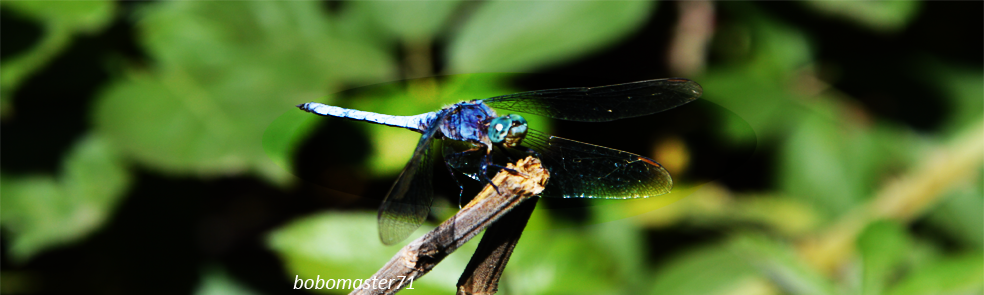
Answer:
[298,78,702,245]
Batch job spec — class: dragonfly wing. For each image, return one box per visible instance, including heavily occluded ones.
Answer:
[483,78,702,122]
[521,130,672,199]
[378,117,444,245]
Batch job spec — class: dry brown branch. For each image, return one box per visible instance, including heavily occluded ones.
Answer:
[349,156,549,295]
[456,196,539,295]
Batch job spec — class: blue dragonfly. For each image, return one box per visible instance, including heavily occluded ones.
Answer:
[298,78,702,245]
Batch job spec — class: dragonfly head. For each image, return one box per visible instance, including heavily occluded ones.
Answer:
[488,114,528,148]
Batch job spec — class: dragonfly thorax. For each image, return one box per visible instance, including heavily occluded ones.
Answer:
[438,102,498,146]
[488,114,528,148]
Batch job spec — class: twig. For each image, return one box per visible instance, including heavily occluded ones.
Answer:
[350,156,549,295]
[798,119,984,272]
[456,196,539,295]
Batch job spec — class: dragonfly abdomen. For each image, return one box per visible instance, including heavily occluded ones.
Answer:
[297,102,438,133]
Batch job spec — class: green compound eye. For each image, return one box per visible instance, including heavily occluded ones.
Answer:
[488,114,528,147]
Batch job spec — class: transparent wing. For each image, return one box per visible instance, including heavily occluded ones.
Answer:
[521,130,672,199]
[482,78,702,122]
[377,117,444,245]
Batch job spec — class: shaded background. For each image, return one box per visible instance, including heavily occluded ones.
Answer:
[2,1,982,294]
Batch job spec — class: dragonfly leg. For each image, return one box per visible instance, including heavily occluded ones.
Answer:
[442,158,467,208]
[479,154,529,195]
[485,162,524,177]
[478,155,504,194]
[489,146,535,177]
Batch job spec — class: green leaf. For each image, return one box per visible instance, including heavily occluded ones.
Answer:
[857,220,911,295]
[0,176,62,259]
[261,104,322,183]
[926,179,984,248]
[920,59,984,138]
[773,100,911,219]
[2,0,114,30]
[0,0,115,101]
[698,67,804,144]
[714,3,814,73]
[700,6,815,143]
[648,244,765,295]
[269,210,621,295]
[588,216,648,293]
[886,252,984,295]
[62,134,131,209]
[94,1,394,183]
[502,227,619,295]
[0,134,130,262]
[803,0,921,33]
[730,233,840,295]
[333,2,392,50]
[359,1,462,42]
[778,105,865,217]
[267,211,479,294]
[448,1,653,72]
[194,266,263,295]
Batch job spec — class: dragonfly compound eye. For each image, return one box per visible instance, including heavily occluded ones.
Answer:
[488,114,528,147]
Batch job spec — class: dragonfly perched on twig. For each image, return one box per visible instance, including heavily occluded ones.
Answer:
[298,78,702,245]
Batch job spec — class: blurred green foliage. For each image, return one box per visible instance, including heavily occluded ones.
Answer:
[267,212,482,294]
[195,266,264,295]
[858,220,911,295]
[1,134,129,262]
[1,1,981,295]
[1,0,114,106]
[802,0,921,33]
[448,1,653,72]
[96,1,393,183]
